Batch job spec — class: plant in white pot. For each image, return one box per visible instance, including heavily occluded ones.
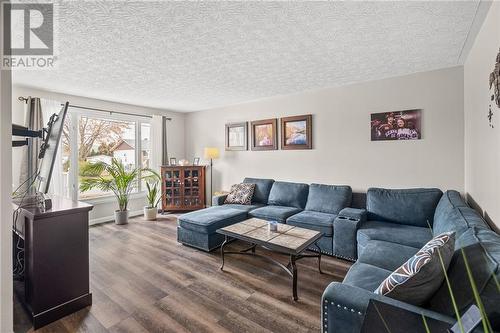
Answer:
[143,170,161,221]
[80,158,140,225]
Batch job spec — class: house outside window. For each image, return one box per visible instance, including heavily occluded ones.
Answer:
[61,108,152,201]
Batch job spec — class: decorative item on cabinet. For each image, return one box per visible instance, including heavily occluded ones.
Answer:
[161,165,206,211]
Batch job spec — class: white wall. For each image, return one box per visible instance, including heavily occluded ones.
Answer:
[11,85,186,223]
[0,0,14,329]
[185,67,465,198]
[464,1,500,231]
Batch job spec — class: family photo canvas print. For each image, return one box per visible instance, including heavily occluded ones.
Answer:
[370,110,422,141]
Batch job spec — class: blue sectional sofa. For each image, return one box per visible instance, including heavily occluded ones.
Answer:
[177,179,500,332]
[322,188,500,333]
[177,177,352,255]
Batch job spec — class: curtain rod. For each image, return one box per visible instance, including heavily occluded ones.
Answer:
[18,96,172,120]
[66,104,172,121]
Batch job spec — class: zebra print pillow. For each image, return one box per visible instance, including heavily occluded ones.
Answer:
[224,183,256,205]
[374,231,455,305]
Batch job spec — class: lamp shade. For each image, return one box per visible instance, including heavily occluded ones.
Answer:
[204,147,220,160]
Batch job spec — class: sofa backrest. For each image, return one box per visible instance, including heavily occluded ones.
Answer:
[428,227,500,330]
[432,190,490,238]
[268,181,309,209]
[305,184,352,215]
[243,178,274,204]
[366,188,443,227]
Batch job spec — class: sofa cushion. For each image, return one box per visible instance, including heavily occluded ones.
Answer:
[243,178,274,204]
[367,188,443,227]
[224,183,255,205]
[343,262,392,291]
[222,203,264,212]
[357,240,420,272]
[249,205,302,223]
[433,190,489,237]
[267,181,309,209]
[429,227,500,329]
[304,183,352,215]
[286,211,336,237]
[178,206,247,234]
[375,232,455,306]
[357,221,432,253]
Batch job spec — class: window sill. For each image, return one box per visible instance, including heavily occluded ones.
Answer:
[80,191,146,205]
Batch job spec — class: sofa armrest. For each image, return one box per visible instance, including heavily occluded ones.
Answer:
[212,194,228,206]
[338,207,367,221]
[321,282,455,333]
[333,208,366,261]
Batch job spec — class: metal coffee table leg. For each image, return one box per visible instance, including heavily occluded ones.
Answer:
[290,255,298,301]
[220,235,229,270]
[314,242,323,274]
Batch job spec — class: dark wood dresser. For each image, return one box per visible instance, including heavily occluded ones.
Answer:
[12,196,93,329]
[161,165,206,211]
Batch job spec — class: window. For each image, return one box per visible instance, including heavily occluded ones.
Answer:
[140,123,151,189]
[62,108,151,201]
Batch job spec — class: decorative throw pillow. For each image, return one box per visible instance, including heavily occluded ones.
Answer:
[224,183,255,205]
[374,232,455,305]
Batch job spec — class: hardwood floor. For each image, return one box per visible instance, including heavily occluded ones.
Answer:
[15,215,351,333]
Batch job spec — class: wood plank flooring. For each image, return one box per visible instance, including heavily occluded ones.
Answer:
[14,215,351,333]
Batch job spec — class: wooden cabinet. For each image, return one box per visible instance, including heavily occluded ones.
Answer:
[161,165,206,211]
[13,196,93,329]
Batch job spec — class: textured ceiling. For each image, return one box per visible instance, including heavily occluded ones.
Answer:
[13,1,482,112]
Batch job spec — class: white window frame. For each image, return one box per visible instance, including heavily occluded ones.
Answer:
[66,107,151,203]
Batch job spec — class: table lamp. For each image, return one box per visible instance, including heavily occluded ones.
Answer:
[204,147,220,204]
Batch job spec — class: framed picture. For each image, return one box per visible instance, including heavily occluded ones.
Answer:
[225,122,248,151]
[281,114,312,150]
[250,118,278,151]
[371,109,422,141]
[193,157,200,165]
[169,157,177,166]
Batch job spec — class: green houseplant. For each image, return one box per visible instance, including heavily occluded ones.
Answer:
[80,158,140,225]
[143,169,161,221]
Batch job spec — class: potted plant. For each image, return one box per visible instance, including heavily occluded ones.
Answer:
[143,170,161,221]
[80,158,140,225]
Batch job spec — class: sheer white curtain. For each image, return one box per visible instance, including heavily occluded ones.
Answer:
[40,98,69,198]
[150,115,167,173]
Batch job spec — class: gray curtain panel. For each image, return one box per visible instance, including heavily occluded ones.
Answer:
[18,97,43,194]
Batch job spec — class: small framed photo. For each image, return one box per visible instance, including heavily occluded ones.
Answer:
[169,157,177,166]
[193,157,200,165]
[251,118,278,151]
[225,122,248,151]
[281,114,312,150]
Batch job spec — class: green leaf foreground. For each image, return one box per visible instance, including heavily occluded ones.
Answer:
[436,247,465,333]
[461,248,493,333]
[373,302,392,333]
[421,314,431,333]
[427,221,464,333]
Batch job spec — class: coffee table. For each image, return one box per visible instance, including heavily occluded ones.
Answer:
[216,218,323,301]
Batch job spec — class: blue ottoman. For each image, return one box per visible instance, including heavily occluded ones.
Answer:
[177,206,248,251]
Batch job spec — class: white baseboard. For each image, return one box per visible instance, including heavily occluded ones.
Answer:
[89,209,144,226]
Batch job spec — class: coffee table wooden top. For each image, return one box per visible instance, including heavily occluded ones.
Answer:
[217,218,322,254]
